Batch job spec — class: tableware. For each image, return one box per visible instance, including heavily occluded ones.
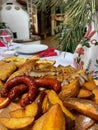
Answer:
[0,28,13,50]
[15,40,41,45]
[16,44,48,54]
[4,50,17,57]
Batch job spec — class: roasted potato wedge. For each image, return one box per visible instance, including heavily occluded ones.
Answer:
[32,104,65,130]
[10,102,38,118]
[83,79,97,90]
[94,79,98,86]
[64,98,98,121]
[42,95,50,113]
[92,87,98,104]
[0,123,8,130]
[0,97,10,109]
[46,90,75,120]
[42,104,65,130]
[59,79,79,100]
[31,112,47,130]
[75,114,95,130]
[77,88,94,99]
[0,116,34,129]
[88,123,98,130]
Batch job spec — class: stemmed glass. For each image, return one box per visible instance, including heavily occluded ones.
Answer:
[0,28,13,50]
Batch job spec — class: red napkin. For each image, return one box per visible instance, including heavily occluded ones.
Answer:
[35,48,58,57]
[0,41,5,47]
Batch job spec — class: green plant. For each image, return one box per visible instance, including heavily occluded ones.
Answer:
[32,0,97,53]
[58,0,97,53]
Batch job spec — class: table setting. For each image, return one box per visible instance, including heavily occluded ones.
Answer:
[0,0,98,129]
[0,38,74,68]
[0,42,98,130]
[0,21,97,130]
[0,33,98,130]
[0,31,98,80]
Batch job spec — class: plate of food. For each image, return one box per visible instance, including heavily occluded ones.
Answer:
[16,44,48,54]
[0,56,98,130]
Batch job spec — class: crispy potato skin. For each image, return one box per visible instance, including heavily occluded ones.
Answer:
[46,90,75,120]
[32,104,65,130]
[63,98,98,121]
[0,97,10,109]
[92,87,98,104]
[77,88,94,99]
[75,114,95,130]
[10,102,38,118]
[0,116,34,129]
[59,79,79,100]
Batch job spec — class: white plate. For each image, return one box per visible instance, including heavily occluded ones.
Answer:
[16,44,48,54]
[15,40,41,45]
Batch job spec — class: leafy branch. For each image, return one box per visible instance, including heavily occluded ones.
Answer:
[32,0,97,53]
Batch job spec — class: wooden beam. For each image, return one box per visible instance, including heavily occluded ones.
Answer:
[16,0,27,5]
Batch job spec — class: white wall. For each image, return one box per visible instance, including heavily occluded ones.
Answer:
[2,0,16,4]
[0,0,30,40]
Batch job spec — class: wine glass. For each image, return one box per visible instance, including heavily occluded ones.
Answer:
[0,28,13,50]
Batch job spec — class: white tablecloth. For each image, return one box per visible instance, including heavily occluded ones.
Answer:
[0,42,74,67]
[42,51,74,67]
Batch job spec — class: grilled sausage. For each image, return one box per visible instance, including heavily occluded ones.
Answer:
[1,76,61,107]
[8,84,28,100]
[1,76,38,107]
[20,79,38,107]
[1,75,36,97]
[35,78,61,93]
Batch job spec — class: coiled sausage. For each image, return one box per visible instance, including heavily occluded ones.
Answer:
[1,76,38,107]
[8,84,28,101]
[1,76,37,97]
[0,76,61,107]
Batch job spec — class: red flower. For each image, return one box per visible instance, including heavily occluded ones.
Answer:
[80,61,84,65]
[74,58,78,68]
[74,58,84,70]
[76,47,84,56]
[80,61,84,69]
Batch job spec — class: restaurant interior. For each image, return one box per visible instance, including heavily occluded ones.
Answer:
[0,0,61,49]
[0,0,97,49]
[0,0,98,70]
[0,1,98,130]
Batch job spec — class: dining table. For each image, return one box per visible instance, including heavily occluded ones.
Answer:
[0,42,74,67]
[0,39,98,130]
